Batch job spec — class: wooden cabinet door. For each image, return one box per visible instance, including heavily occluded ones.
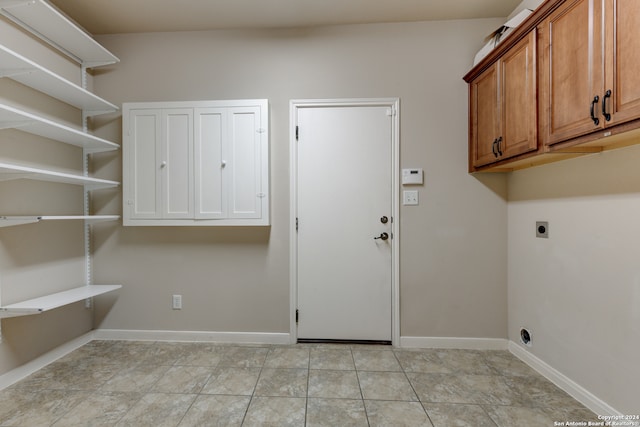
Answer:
[470,63,500,168]
[604,0,640,126]
[539,0,604,146]
[470,31,537,169]
[500,30,538,159]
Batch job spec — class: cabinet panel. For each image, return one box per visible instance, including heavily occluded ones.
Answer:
[229,107,262,219]
[501,31,537,159]
[540,0,604,145]
[195,108,226,219]
[162,109,193,218]
[130,110,161,219]
[471,64,500,167]
[605,0,640,125]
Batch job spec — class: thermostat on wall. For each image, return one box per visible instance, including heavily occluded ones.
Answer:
[402,168,423,185]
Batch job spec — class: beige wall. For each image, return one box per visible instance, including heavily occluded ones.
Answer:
[507,144,640,414]
[88,19,508,339]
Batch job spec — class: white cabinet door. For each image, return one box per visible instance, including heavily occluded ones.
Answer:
[194,108,227,219]
[228,106,263,219]
[162,109,193,218]
[123,100,268,226]
[127,109,162,219]
[125,108,192,220]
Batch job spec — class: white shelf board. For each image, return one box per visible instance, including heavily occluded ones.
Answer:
[0,284,122,318]
[0,44,117,115]
[0,215,120,227]
[0,104,119,153]
[0,0,119,67]
[0,162,120,189]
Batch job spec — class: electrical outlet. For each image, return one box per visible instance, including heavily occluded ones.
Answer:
[536,221,549,238]
[172,294,182,310]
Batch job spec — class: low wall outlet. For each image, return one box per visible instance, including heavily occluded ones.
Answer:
[536,221,549,238]
[172,294,182,310]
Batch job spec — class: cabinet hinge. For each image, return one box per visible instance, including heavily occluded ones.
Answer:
[257,128,266,134]
[295,126,299,141]
[295,309,299,324]
[386,108,396,117]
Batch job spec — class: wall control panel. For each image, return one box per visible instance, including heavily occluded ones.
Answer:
[402,168,423,185]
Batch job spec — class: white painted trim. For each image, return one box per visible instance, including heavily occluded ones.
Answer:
[399,336,509,350]
[508,341,621,416]
[289,98,400,346]
[0,331,94,390]
[93,329,290,345]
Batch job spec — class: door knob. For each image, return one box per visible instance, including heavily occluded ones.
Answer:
[374,232,389,241]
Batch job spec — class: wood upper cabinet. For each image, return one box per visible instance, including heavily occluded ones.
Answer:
[469,31,538,169]
[539,0,640,146]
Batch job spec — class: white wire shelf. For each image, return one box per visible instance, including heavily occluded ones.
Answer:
[0,0,119,67]
[0,44,118,115]
[0,284,122,318]
[0,162,120,189]
[0,215,120,227]
[0,104,119,153]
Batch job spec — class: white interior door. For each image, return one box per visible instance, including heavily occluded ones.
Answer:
[295,102,395,342]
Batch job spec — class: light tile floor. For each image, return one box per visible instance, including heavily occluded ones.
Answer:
[0,341,600,426]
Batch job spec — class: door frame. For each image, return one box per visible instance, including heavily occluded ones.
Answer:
[289,98,400,346]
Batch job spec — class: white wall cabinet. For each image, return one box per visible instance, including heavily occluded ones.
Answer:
[123,100,269,226]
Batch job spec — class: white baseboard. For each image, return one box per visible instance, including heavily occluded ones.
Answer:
[399,336,508,350]
[93,329,292,345]
[508,341,621,416]
[0,331,94,390]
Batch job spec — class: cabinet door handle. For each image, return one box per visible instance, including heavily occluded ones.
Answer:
[496,136,503,156]
[492,138,498,158]
[602,89,612,122]
[590,95,600,126]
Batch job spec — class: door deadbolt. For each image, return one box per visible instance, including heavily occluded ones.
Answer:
[374,232,389,241]
[380,216,389,224]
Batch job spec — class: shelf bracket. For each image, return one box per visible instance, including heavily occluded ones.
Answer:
[0,216,40,227]
[0,173,34,181]
[0,67,35,78]
[0,120,35,130]
[0,0,35,9]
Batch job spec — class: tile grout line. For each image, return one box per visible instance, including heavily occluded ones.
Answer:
[392,348,436,427]
[304,346,311,426]
[351,348,372,427]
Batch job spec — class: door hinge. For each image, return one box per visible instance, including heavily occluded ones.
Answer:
[295,309,299,324]
[296,217,299,232]
[295,125,299,141]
